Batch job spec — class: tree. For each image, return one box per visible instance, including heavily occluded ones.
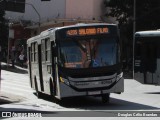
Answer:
[0,8,8,61]
[104,0,160,30]
[104,0,160,71]
[0,9,8,47]
[0,8,8,48]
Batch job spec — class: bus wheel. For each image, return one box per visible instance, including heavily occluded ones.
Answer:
[50,80,54,96]
[50,80,57,102]
[101,93,110,103]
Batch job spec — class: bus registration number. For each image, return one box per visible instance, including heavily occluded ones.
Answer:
[88,91,101,95]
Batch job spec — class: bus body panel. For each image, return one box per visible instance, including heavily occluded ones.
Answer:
[59,77,124,98]
[31,63,40,89]
[27,47,33,88]
[39,37,53,95]
[41,62,52,95]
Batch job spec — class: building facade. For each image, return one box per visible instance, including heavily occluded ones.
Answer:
[5,0,105,23]
[5,0,106,63]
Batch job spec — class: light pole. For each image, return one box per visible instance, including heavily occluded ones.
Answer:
[5,0,41,67]
[133,0,136,79]
[24,2,41,34]
[1,0,41,34]
[8,0,41,34]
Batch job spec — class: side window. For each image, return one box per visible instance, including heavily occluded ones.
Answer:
[31,42,38,63]
[41,38,50,62]
[31,43,34,62]
[135,40,142,58]
[45,38,50,62]
[34,43,38,62]
[41,39,45,62]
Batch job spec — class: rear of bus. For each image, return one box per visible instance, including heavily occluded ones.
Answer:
[134,30,160,85]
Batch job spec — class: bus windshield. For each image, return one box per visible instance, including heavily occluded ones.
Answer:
[58,38,118,68]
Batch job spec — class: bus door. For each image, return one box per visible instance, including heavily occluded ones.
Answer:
[41,38,52,92]
[38,44,44,91]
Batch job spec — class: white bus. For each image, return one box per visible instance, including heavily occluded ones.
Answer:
[27,23,124,103]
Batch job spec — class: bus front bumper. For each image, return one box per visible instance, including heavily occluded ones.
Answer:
[58,77,124,98]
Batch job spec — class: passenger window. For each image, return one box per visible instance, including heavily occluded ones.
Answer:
[31,42,38,62]
[45,38,51,62]
[41,40,45,62]
[34,43,38,62]
[41,38,50,62]
[31,43,34,62]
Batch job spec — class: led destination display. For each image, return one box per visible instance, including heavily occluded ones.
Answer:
[66,27,109,36]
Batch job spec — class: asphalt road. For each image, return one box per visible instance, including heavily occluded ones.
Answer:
[0,67,160,118]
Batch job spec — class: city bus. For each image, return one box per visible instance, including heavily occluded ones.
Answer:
[27,23,124,103]
[134,30,160,85]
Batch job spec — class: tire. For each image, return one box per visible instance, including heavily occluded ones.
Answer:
[50,80,54,96]
[50,80,57,102]
[101,93,110,103]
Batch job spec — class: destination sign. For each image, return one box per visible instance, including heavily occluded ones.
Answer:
[66,27,109,36]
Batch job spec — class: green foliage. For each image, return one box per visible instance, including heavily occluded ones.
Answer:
[105,0,133,25]
[104,0,160,30]
[104,0,160,70]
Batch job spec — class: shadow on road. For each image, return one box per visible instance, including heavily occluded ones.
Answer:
[36,93,160,111]
[145,92,160,95]
[1,64,28,74]
[0,99,12,105]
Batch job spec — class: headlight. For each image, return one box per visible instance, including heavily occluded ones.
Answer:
[116,72,123,81]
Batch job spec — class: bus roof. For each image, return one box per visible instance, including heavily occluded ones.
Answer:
[27,23,117,45]
[135,30,160,37]
[40,23,117,34]
[39,23,117,35]
[54,23,117,29]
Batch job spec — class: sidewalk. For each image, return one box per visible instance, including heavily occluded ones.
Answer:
[1,62,28,74]
[0,62,28,105]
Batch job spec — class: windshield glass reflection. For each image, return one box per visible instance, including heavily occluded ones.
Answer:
[58,38,118,68]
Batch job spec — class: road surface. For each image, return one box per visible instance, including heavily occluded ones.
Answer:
[0,66,160,119]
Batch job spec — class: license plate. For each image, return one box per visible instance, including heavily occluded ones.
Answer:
[88,91,101,95]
